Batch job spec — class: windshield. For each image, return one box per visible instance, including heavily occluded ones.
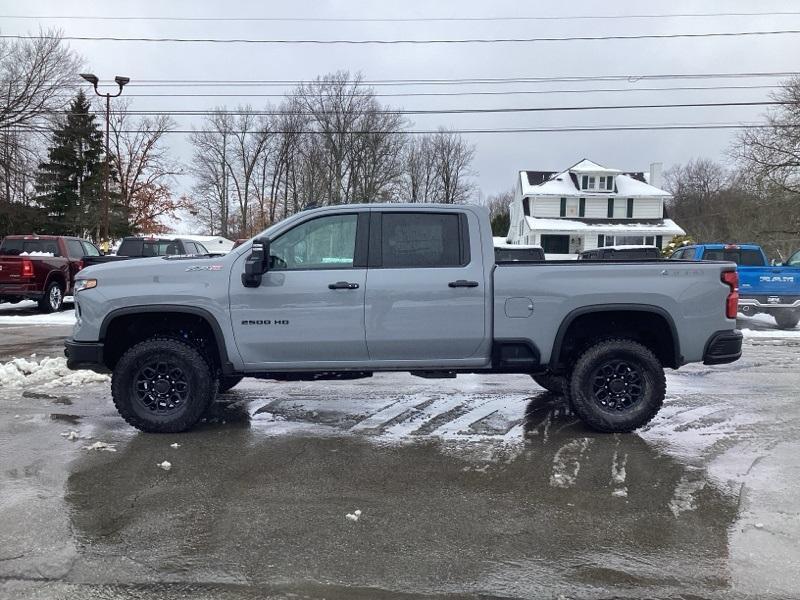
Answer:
[787,250,800,266]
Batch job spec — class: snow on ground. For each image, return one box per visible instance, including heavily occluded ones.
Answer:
[739,312,800,339]
[0,300,76,325]
[0,356,108,388]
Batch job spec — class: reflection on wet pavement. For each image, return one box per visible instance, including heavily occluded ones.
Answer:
[0,339,798,598]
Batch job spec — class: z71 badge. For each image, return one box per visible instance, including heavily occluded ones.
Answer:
[185,264,223,272]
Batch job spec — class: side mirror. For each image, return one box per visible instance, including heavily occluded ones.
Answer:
[241,237,270,288]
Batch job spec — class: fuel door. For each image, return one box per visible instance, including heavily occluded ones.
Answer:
[505,297,534,318]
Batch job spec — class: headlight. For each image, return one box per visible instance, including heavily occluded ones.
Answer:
[75,279,97,292]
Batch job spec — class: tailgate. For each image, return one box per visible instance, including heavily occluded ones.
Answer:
[0,257,24,283]
[739,266,800,295]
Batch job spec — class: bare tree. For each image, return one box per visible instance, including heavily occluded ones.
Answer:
[734,76,800,194]
[109,102,183,232]
[0,29,81,130]
[400,135,437,202]
[189,110,235,236]
[485,187,514,237]
[430,129,476,204]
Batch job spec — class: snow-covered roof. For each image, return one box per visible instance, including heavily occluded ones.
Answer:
[568,158,622,175]
[518,159,671,198]
[525,217,685,236]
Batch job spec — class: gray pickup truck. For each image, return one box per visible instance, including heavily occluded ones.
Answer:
[65,204,742,434]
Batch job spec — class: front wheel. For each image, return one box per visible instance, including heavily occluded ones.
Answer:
[568,339,665,433]
[38,281,64,313]
[774,309,800,330]
[111,337,216,433]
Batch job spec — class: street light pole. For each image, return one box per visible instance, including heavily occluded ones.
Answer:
[80,73,130,252]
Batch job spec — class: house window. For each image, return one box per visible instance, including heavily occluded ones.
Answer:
[607,198,614,218]
[579,198,586,217]
[626,198,634,218]
[598,176,605,190]
[645,236,655,246]
[616,235,645,246]
[588,176,596,190]
[559,197,567,217]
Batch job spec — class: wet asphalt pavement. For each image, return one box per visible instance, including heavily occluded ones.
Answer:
[0,321,799,599]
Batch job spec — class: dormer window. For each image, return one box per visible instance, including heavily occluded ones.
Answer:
[581,174,614,191]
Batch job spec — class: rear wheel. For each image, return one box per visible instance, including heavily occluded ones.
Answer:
[568,338,665,433]
[218,375,244,394]
[111,337,215,433]
[774,309,800,330]
[38,281,64,313]
[531,373,567,395]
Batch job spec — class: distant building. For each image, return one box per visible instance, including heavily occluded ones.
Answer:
[179,234,235,253]
[507,159,685,257]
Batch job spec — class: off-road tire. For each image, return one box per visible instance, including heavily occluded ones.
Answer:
[38,281,64,313]
[569,338,665,433]
[218,375,244,394]
[774,309,800,330]
[111,337,216,433]
[531,373,568,395]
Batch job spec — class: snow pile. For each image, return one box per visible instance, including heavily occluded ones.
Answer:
[0,356,109,388]
[19,251,55,257]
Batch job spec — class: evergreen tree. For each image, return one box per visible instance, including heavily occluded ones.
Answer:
[35,90,105,236]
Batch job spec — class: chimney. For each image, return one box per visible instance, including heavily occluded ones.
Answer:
[649,162,663,189]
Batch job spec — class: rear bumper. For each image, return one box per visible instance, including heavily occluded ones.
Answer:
[0,282,43,301]
[703,330,743,365]
[739,296,800,310]
[64,339,107,372]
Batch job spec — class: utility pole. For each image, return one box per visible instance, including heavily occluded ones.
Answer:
[80,73,130,253]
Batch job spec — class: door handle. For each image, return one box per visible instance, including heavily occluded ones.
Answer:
[448,280,479,288]
[328,281,360,290]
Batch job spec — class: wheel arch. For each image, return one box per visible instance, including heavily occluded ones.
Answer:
[550,304,681,372]
[100,305,234,373]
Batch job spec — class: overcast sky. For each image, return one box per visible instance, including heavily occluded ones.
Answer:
[3,0,800,221]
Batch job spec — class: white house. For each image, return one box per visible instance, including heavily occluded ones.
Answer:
[180,234,236,254]
[507,159,685,257]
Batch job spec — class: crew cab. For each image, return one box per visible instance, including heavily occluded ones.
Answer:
[672,243,800,329]
[65,204,742,434]
[0,235,100,312]
[83,236,210,267]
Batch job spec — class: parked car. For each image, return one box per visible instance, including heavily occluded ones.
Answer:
[0,235,100,312]
[83,237,210,267]
[578,245,662,261]
[671,243,800,329]
[66,204,741,434]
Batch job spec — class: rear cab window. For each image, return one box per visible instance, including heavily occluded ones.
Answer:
[702,248,765,266]
[0,239,61,256]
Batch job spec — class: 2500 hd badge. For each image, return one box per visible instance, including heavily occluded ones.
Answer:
[241,319,289,325]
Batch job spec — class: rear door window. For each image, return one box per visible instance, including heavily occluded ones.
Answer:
[66,240,85,258]
[379,213,467,268]
[82,241,101,256]
[183,242,198,254]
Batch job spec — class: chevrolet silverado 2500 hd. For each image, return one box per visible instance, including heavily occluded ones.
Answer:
[64,204,743,434]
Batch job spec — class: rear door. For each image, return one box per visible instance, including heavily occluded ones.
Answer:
[364,209,486,362]
[65,239,86,286]
[230,211,369,367]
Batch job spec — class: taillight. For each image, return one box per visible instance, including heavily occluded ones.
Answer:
[722,270,739,319]
[21,259,34,278]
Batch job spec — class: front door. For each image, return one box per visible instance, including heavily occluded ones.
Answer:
[230,212,369,368]
[364,210,486,363]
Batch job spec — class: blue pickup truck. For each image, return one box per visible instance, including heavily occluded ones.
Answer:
[671,244,800,329]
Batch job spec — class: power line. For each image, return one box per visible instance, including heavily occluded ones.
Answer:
[4,29,800,44]
[113,71,798,85]
[17,100,786,118]
[4,10,800,22]
[12,122,781,135]
[52,84,782,100]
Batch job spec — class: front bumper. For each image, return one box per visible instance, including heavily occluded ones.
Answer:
[703,330,743,365]
[64,339,107,372]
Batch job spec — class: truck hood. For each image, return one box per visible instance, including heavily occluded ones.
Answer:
[80,254,227,278]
